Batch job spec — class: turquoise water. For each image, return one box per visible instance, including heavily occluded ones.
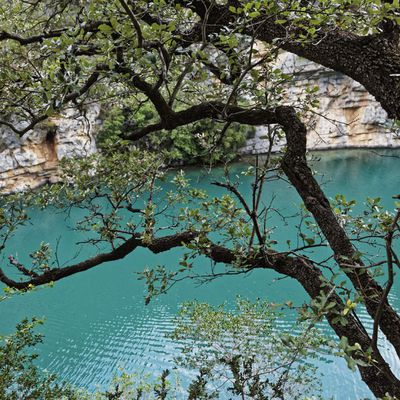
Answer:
[1,149,400,399]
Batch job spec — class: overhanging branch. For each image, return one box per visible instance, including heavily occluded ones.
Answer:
[0,231,196,290]
[125,102,278,140]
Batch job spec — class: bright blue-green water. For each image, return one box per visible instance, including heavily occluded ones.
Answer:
[1,149,400,399]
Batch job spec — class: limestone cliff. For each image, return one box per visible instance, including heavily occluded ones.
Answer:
[241,53,400,155]
[0,106,100,193]
[1,55,399,193]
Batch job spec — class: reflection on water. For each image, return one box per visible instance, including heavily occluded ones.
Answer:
[1,149,400,399]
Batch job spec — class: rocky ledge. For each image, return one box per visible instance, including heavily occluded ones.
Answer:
[0,106,100,194]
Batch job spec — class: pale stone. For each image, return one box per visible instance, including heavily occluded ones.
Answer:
[13,148,44,167]
[21,128,48,145]
[0,150,18,172]
[0,127,21,149]
[0,55,398,193]
[240,54,398,154]
[0,105,100,193]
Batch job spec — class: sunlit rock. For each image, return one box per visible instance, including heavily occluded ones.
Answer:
[241,53,400,154]
[0,105,101,193]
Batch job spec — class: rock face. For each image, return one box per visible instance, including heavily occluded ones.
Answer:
[0,106,101,193]
[1,54,399,192]
[241,53,400,155]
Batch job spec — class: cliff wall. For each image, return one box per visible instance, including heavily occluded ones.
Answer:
[1,55,399,193]
[0,106,100,193]
[241,53,399,154]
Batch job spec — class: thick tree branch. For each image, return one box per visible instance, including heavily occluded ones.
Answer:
[202,242,400,398]
[277,105,400,360]
[114,65,173,121]
[0,231,196,290]
[122,100,400,366]
[1,219,398,396]
[0,29,67,44]
[118,0,144,48]
[372,209,400,353]
[0,21,109,45]
[0,66,105,136]
[125,102,278,140]
[174,1,400,119]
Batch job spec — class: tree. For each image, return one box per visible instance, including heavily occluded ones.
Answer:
[172,298,327,399]
[0,300,327,399]
[0,317,79,399]
[0,0,400,397]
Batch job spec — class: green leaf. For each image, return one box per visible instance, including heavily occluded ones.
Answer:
[249,11,260,18]
[98,24,112,34]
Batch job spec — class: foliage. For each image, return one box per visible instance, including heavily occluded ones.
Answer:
[96,101,252,165]
[172,298,327,399]
[1,0,400,397]
[0,318,78,400]
[0,318,174,399]
[228,0,400,37]
[0,0,325,140]
[0,149,399,398]
[0,297,329,399]
[32,149,165,249]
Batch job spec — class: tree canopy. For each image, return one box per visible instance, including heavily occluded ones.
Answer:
[1,0,400,398]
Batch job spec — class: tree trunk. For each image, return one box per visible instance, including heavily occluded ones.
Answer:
[205,242,400,398]
[276,106,400,357]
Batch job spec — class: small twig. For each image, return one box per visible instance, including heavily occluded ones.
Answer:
[118,0,143,48]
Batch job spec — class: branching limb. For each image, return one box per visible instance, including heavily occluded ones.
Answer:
[125,102,278,140]
[0,231,196,290]
[118,0,144,48]
[278,105,400,360]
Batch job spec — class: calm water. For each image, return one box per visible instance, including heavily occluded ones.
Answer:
[1,149,400,399]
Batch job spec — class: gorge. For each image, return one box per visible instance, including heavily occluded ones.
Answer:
[1,56,399,194]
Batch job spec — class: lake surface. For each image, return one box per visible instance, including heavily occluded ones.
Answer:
[1,149,400,399]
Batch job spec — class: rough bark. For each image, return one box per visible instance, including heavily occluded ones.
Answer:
[2,226,399,396]
[125,102,278,140]
[177,0,400,120]
[205,243,400,398]
[277,105,400,361]
[255,23,400,120]
[0,231,196,290]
